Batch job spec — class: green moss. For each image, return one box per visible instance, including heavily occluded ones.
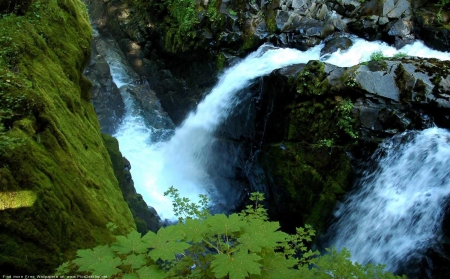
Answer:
[366,60,388,72]
[217,52,226,71]
[262,64,358,234]
[0,0,135,274]
[265,10,277,33]
[241,32,256,51]
[294,60,330,96]
[264,143,352,235]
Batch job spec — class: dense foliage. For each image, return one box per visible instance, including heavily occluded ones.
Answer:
[125,0,222,52]
[56,189,405,279]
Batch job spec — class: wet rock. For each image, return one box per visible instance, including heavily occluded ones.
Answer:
[325,12,350,32]
[388,18,414,48]
[415,24,450,52]
[292,0,306,9]
[340,0,363,18]
[355,65,400,101]
[382,0,395,17]
[316,3,328,20]
[320,33,353,58]
[85,44,125,135]
[254,20,270,40]
[224,13,240,32]
[218,31,243,47]
[297,18,323,35]
[385,0,411,18]
[276,10,302,32]
[102,134,162,233]
[378,16,389,25]
[348,16,382,41]
[354,98,383,131]
[293,35,322,50]
[410,0,427,9]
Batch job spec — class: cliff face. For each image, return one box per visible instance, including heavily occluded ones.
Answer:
[0,0,135,274]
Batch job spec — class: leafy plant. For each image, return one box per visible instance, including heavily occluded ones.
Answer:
[370,51,386,61]
[164,186,211,222]
[167,0,198,34]
[127,0,223,52]
[317,138,334,148]
[56,189,404,278]
[336,99,358,139]
[229,9,238,16]
[393,52,408,58]
[436,0,450,22]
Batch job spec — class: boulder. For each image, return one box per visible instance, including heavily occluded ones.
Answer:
[276,10,302,32]
[320,33,353,58]
[385,0,411,18]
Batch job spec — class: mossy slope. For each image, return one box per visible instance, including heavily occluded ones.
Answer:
[0,0,135,274]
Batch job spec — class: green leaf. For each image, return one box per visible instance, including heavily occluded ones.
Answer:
[54,262,70,275]
[181,218,208,242]
[206,213,245,236]
[112,230,150,255]
[136,265,167,279]
[238,219,289,252]
[88,261,122,277]
[123,253,147,269]
[144,225,191,261]
[73,245,121,277]
[122,274,139,279]
[211,250,261,279]
[258,251,300,279]
[106,222,118,232]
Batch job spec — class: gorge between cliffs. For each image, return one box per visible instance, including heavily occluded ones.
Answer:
[1,0,450,278]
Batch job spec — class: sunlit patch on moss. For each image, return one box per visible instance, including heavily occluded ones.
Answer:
[0,190,37,210]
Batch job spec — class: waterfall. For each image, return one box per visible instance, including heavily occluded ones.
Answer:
[93,30,450,222]
[325,128,450,274]
[116,45,325,221]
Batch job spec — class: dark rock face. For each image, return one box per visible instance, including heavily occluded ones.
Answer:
[0,0,32,15]
[84,44,125,135]
[102,134,161,233]
[414,7,450,52]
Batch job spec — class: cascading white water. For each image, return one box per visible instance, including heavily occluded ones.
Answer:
[326,128,450,273]
[119,46,326,220]
[95,32,450,222]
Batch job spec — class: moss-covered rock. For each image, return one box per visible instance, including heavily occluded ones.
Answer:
[253,63,357,235]
[292,60,330,96]
[263,143,351,235]
[0,0,135,274]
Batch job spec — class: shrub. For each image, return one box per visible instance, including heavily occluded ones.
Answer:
[56,189,405,279]
[370,51,386,61]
